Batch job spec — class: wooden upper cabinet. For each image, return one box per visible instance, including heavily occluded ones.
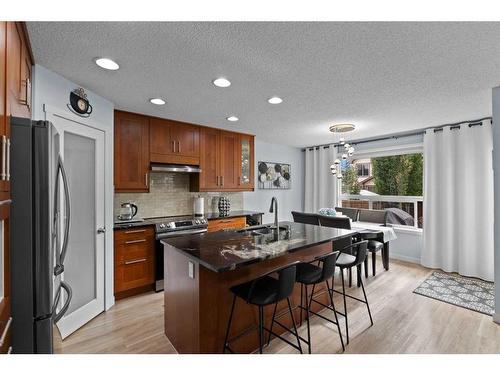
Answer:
[6,22,32,119]
[237,134,254,190]
[192,129,254,192]
[150,118,199,165]
[198,127,220,191]
[114,111,150,192]
[172,123,199,161]
[219,131,239,189]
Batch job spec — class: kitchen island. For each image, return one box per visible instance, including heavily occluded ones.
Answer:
[161,221,356,353]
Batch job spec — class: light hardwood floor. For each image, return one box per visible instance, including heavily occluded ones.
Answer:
[54,257,500,354]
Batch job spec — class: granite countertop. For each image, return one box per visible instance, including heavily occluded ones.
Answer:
[161,221,357,272]
[205,210,264,220]
[114,210,265,229]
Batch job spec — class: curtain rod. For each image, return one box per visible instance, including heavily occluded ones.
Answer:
[302,116,492,151]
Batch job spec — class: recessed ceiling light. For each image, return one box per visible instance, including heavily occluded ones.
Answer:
[268,96,283,104]
[150,98,166,105]
[226,116,239,122]
[213,78,231,88]
[95,57,120,71]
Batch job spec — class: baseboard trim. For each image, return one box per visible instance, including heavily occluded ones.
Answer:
[388,253,421,264]
[494,312,500,324]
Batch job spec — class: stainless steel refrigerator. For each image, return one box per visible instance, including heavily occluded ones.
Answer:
[10,117,72,354]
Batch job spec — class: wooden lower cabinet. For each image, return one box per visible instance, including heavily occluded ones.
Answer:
[207,217,246,233]
[114,226,155,299]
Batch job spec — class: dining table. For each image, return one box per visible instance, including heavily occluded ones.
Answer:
[350,221,398,271]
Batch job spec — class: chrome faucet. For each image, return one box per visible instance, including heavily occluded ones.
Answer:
[269,197,279,229]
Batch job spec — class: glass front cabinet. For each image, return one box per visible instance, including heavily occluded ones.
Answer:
[238,134,254,190]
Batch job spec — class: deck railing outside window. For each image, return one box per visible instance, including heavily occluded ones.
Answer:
[340,194,424,229]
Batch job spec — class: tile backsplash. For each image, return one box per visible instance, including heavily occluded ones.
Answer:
[114,172,243,219]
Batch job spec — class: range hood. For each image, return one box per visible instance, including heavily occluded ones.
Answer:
[150,163,201,173]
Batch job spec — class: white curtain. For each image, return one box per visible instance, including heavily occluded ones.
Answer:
[304,145,338,213]
[421,120,494,281]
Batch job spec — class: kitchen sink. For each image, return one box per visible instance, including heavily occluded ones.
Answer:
[238,225,290,236]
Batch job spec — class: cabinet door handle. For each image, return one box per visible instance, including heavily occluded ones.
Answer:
[125,229,146,234]
[125,258,147,265]
[221,176,224,186]
[6,138,10,181]
[1,136,6,181]
[125,239,147,244]
[177,140,181,153]
[218,220,234,223]
[172,140,175,153]
[0,317,12,347]
[145,172,148,188]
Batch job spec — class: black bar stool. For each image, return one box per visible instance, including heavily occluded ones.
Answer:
[330,240,373,345]
[222,261,303,354]
[293,251,345,353]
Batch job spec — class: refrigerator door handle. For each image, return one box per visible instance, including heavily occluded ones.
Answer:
[57,155,71,267]
[53,281,72,323]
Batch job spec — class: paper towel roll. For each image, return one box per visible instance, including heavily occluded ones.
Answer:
[194,196,204,217]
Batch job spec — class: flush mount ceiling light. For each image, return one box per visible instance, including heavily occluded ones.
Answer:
[213,78,231,87]
[329,123,356,133]
[95,57,120,71]
[268,96,283,104]
[226,116,239,122]
[150,98,166,105]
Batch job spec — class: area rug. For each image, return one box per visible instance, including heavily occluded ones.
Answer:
[413,271,494,316]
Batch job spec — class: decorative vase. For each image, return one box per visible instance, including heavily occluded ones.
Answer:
[218,196,231,216]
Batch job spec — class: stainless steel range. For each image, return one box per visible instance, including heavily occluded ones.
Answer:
[154,216,208,292]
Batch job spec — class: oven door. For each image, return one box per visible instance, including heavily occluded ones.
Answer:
[155,228,207,292]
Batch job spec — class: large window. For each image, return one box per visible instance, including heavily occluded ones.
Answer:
[341,153,423,228]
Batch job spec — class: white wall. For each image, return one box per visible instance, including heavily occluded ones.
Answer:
[492,86,500,324]
[244,139,304,223]
[387,228,423,264]
[32,65,115,310]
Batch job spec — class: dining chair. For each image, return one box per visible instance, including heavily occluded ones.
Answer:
[358,209,388,225]
[318,215,351,230]
[335,207,359,221]
[357,209,387,277]
[291,211,320,226]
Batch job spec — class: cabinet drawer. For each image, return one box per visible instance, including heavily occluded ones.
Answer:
[114,226,154,243]
[207,217,246,232]
[114,260,154,293]
[115,239,154,265]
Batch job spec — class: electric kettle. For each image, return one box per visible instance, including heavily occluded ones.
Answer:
[117,202,138,221]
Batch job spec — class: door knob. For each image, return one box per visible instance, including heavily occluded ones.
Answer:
[97,227,106,234]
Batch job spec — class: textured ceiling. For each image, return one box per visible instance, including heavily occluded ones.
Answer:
[26,22,500,147]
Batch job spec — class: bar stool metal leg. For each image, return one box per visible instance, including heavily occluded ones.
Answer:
[287,297,303,353]
[340,268,349,345]
[360,278,374,326]
[326,278,345,352]
[223,295,237,353]
[266,302,278,346]
[258,306,264,354]
[304,285,312,354]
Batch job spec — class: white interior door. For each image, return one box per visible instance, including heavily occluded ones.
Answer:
[51,114,105,339]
